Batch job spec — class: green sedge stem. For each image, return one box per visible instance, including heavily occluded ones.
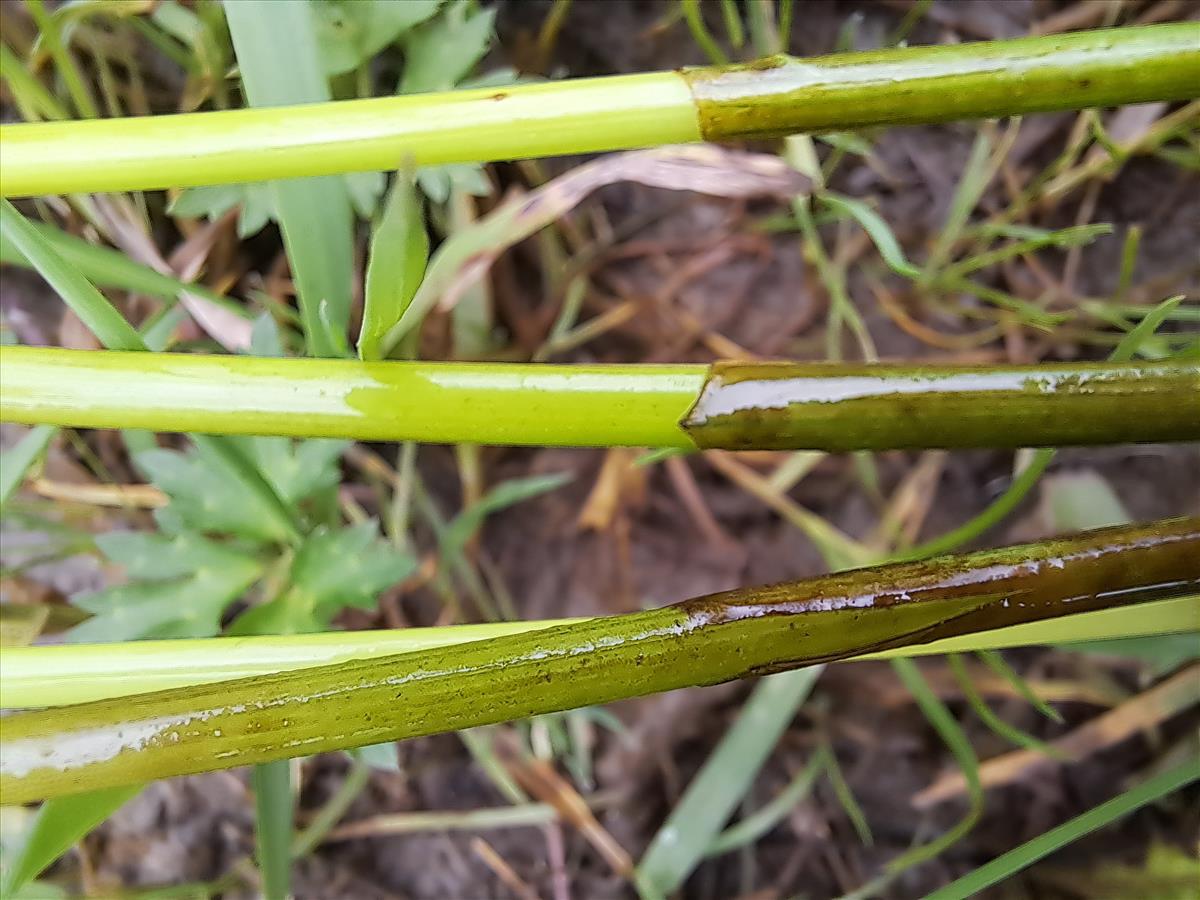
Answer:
[1,25,1196,196]
[1,519,1195,803]
[3,348,1198,450]
[3,599,1195,710]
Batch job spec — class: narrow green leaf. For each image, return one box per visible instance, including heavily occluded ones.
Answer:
[0,201,144,351]
[977,649,1063,724]
[0,425,54,511]
[0,785,141,895]
[823,192,920,278]
[441,472,572,561]
[290,757,373,859]
[0,218,251,318]
[0,42,68,121]
[947,654,1064,758]
[704,751,824,857]
[252,760,293,900]
[921,129,994,284]
[888,658,983,874]
[1112,295,1184,362]
[635,667,822,897]
[823,741,873,846]
[926,758,1200,900]
[359,170,429,361]
[224,0,354,358]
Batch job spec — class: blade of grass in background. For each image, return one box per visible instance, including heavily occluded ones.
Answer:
[635,667,823,898]
[0,200,144,351]
[925,757,1200,900]
[886,658,984,874]
[702,750,825,858]
[252,759,292,900]
[0,785,141,896]
[223,0,353,358]
[0,218,251,320]
[0,425,54,510]
[23,0,99,119]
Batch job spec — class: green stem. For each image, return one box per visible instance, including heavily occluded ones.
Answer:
[4,597,1195,709]
[2,518,1195,803]
[4,348,1198,450]
[2,25,1196,196]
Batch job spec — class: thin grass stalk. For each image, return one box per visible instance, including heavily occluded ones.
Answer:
[2,518,1196,803]
[1,25,1196,196]
[2,347,1197,450]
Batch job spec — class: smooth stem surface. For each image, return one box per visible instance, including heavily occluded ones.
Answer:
[2,518,1196,803]
[0,347,703,448]
[4,347,1198,450]
[4,598,1195,709]
[2,25,1196,196]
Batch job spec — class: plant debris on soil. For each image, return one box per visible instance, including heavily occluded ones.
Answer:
[1,1,1198,898]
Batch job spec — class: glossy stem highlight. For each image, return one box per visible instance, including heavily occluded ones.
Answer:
[3,518,1196,803]
[3,347,1198,450]
[1,25,1195,196]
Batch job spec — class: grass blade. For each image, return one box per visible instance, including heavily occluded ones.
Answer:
[887,658,984,873]
[635,667,823,897]
[0,218,250,318]
[223,0,354,357]
[0,785,141,895]
[0,425,55,510]
[703,750,824,858]
[925,757,1200,900]
[251,759,292,900]
[976,649,1063,724]
[0,200,144,351]
[947,653,1064,757]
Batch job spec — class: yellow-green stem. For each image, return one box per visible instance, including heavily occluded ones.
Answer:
[1,25,1196,196]
[3,348,1198,450]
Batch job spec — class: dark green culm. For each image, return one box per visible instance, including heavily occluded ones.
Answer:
[2,518,1196,804]
[1,3,1198,899]
[684,360,1200,450]
[683,24,1200,137]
